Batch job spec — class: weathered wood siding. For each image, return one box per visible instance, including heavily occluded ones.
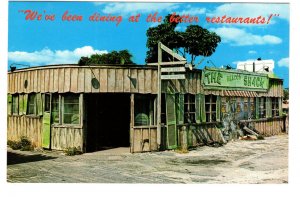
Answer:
[8,65,203,95]
[7,116,43,147]
[161,71,202,94]
[130,126,158,153]
[177,124,224,147]
[258,79,284,97]
[8,66,156,94]
[240,117,286,136]
[51,126,84,151]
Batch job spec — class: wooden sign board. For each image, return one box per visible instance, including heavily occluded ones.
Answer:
[161,74,185,80]
[161,67,185,73]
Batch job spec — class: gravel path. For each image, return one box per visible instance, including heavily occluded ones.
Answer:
[7,134,288,183]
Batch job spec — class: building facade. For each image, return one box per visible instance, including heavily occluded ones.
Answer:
[7,64,286,153]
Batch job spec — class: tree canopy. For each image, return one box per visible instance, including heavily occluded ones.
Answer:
[78,50,135,66]
[146,14,221,66]
[283,88,289,101]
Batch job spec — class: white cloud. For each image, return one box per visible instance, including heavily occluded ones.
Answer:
[8,46,108,66]
[278,57,289,67]
[207,3,289,25]
[101,3,179,15]
[248,50,257,54]
[210,27,282,46]
[176,7,206,16]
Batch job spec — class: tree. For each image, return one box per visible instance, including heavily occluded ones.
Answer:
[78,50,135,66]
[283,88,289,101]
[145,14,221,66]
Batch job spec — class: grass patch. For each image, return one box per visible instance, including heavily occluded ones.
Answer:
[175,146,189,154]
[64,147,83,156]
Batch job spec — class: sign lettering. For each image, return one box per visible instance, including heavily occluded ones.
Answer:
[202,68,269,91]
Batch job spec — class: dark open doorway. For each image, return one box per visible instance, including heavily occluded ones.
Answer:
[85,93,131,152]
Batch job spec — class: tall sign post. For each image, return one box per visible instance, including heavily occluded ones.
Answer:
[147,42,186,150]
[157,42,162,150]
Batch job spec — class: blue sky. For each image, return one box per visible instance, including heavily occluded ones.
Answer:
[8,1,289,87]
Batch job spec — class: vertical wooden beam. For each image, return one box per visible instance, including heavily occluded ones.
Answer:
[157,42,162,149]
[130,94,134,153]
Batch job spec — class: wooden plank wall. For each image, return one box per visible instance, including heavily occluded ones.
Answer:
[7,116,43,147]
[161,72,202,94]
[7,66,156,94]
[8,66,203,95]
[131,127,158,153]
[252,118,285,136]
[51,126,83,151]
[177,124,223,148]
[258,79,284,97]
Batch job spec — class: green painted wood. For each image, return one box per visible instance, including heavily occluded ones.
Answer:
[166,93,177,149]
[23,94,28,115]
[255,98,259,119]
[7,94,12,115]
[266,97,272,118]
[36,93,43,116]
[202,67,269,91]
[279,97,283,116]
[42,112,51,149]
[176,94,184,124]
[200,94,206,122]
[195,94,201,123]
[216,96,221,121]
[18,95,23,116]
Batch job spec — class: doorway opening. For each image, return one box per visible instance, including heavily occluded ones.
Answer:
[85,93,130,152]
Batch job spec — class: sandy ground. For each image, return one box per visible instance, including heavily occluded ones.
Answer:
[7,134,288,183]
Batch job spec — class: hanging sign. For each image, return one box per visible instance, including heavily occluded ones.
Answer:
[202,67,269,91]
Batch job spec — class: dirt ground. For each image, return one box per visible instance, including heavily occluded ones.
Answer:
[7,134,288,183]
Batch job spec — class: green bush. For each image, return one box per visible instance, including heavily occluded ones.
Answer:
[257,135,265,140]
[64,147,83,156]
[8,140,22,150]
[7,136,34,151]
[20,136,31,147]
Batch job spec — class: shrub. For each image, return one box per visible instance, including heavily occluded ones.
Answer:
[8,140,22,150]
[64,147,83,156]
[7,136,34,151]
[257,135,265,140]
[20,136,31,147]
[175,146,189,154]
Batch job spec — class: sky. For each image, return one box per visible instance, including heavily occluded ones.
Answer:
[8,1,289,87]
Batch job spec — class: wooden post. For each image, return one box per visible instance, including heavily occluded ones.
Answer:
[157,42,162,150]
[182,126,188,152]
[130,93,135,153]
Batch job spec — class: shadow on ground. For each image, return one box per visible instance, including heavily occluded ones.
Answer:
[7,151,57,165]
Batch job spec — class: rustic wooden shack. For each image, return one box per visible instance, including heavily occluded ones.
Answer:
[7,64,285,153]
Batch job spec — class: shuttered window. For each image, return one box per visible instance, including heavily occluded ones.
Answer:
[272,97,279,117]
[51,94,60,124]
[12,95,19,115]
[62,94,80,124]
[44,94,51,112]
[258,97,266,118]
[205,95,217,122]
[27,94,36,115]
[250,98,255,119]
[134,95,155,126]
[184,94,196,123]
